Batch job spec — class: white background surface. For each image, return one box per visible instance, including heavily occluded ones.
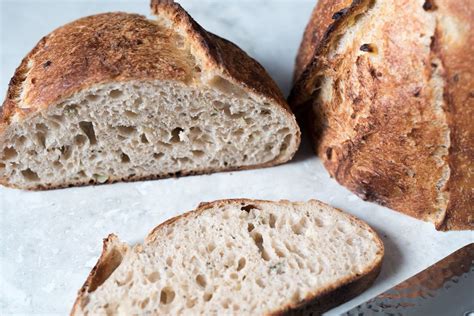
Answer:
[0,0,472,315]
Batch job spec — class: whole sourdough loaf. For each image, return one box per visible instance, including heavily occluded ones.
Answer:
[0,0,300,190]
[290,0,473,230]
[71,199,384,315]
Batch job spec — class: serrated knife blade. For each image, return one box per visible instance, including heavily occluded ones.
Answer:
[343,243,474,316]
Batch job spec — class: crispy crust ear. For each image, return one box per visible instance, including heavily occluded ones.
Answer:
[71,234,129,315]
[149,0,296,114]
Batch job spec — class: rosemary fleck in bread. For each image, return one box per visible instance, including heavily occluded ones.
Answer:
[0,1,300,190]
[290,0,473,230]
[71,199,384,315]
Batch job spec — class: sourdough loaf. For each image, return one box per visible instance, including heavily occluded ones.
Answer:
[290,0,473,230]
[0,0,300,190]
[71,199,384,315]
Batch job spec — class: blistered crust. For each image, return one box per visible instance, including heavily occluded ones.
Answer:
[290,0,473,230]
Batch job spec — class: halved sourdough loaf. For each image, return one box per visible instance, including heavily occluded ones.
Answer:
[290,0,473,230]
[0,1,300,190]
[71,199,384,315]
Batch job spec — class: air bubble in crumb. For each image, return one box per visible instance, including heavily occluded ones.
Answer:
[196,274,206,288]
[203,292,212,302]
[146,272,160,283]
[160,287,175,305]
[109,89,123,99]
[2,147,18,160]
[237,258,246,271]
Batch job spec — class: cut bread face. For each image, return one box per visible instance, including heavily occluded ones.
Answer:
[0,2,300,190]
[72,199,384,315]
[0,80,296,189]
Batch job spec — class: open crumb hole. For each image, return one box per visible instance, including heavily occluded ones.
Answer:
[247,223,255,233]
[21,168,39,181]
[2,147,17,160]
[237,258,246,271]
[133,97,143,107]
[109,89,123,99]
[153,153,164,160]
[140,134,149,143]
[207,243,216,253]
[196,274,206,288]
[203,292,213,302]
[170,127,184,143]
[16,135,27,146]
[251,232,270,261]
[86,94,99,102]
[146,272,160,283]
[120,152,130,163]
[192,150,204,158]
[160,287,175,305]
[63,104,79,116]
[60,145,72,160]
[79,121,97,145]
[269,213,277,228]
[291,217,308,235]
[140,298,150,309]
[241,204,258,213]
[186,299,197,308]
[117,126,136,136]
[124,110,138,119]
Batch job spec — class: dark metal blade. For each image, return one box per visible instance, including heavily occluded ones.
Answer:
[343,243,474,316]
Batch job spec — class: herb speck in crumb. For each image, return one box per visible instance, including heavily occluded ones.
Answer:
[269,262,285,274]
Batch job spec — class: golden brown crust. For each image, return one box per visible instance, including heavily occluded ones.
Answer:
[291,0,473,230]
[149,0,295,116]
[435,0,474,230]
[289,0,371,113]
[1,0,300,190]
[72,199,383,315]
[1,12,194,122]
[293,0,353,83]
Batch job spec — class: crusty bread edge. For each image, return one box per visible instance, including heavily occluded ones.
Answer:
[71,199,384,315]
[150,0,296,116]
[71,234,130,316]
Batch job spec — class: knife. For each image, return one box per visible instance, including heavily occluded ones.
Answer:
[343,243,474,316]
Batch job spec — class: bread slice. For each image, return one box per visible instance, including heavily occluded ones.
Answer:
[71,199,384,315]
[289,0,473,230]
[0,1,300,190]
